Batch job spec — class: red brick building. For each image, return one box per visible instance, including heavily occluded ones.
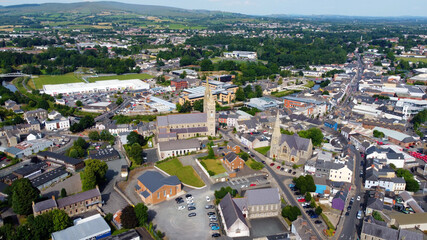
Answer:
[223,152,245,171]
[171,79,188,90]
[135,171,182,205]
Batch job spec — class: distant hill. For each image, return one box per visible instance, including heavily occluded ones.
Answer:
[0,1,241,18]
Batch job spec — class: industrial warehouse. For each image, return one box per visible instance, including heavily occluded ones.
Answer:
[42,79,150,95]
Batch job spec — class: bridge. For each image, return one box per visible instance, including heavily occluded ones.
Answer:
[0,73,30,78]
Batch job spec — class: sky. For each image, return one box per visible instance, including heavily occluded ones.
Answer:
[1,0,427,17]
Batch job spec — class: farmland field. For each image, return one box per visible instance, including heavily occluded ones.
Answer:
[397,57,427,63]
[88,73,153,82]
[31,73,84,89]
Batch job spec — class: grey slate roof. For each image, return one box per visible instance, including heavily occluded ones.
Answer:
[362,222,398,239]
[37,151,83,166]
[224,152,239,163]
[158,139,200,151]
[30,167,68,188]
[33,198,57,212]
[219,193,248,230]
[398,229,423,240]
[246,188,280,206]
[367,198,383,211]
[51,214,110,240]
[157,113,207,127]
[280,134,311,152]
[137,171,181,193]
[56,188,101,208]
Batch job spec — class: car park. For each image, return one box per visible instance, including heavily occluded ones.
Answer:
[188,213,196,217]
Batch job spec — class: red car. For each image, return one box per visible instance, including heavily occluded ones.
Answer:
[250,184,256,187]
[270,163,275,167]
[277,166,281,170]
[298,199,306,202]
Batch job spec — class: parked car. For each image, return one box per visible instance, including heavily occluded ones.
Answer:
[347,206,351,211]
[357,210,362,219]
[209,223,219,227]
[188,206,196,211]
[177,199,184,204]
[212,233,221,238]
[207,212,216,216]
[178,205,185,211]
[206,196,211,202]
[292,171,296,175]
[175,197,183,202]
[188,202,195,207]
[280,167,285,171]
[298,199,306,202]
[250,183,256,187]
[314,220,322,224]
[288,169,292,173]
[261,161,266,164]
[270,163,275,166]
[356,196,361,201]
[310,214,318,218]
[277,166,281,169]
[345,211,350,216]
[186,194,192,198]
[209,215,217,219]
[210,218,218,222]
[211,225,220,230]
[205,205,214,209]
[188,213,196,217]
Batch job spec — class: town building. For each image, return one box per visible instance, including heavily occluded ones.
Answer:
[37,151,85,171]
[224,51,257,59]
[4,139,53,158]
[81,102,114,113]
[135,171,182,205]
[372,127,418,148]
[222,152,245,171]
[157,139,200,159]
[51,214,111,240]
[269,113,313,163]
[30,167,69,190]
[331,190,348,211]
[43,79,150,95]
[361,221,423,240]
[156,80,216,142]
[24,108,48,121]
[45,117,70,131]
[32,187,102,216]
[218,193,250,238]
[178,80,238,106]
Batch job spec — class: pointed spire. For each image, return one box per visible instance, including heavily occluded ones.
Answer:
[274,110,280,133]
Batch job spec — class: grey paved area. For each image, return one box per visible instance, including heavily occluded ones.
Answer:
[144,148,159,163]
[41,173,82,198]
[100,157,129,214]
[249,217,287,238]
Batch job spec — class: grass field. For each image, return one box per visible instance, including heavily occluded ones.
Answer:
[32,73,84,89]
[156,158,205,187]
[397,57,427,63]
[254,146,270,156]
[88,73,154,82]
[200,159,226,175]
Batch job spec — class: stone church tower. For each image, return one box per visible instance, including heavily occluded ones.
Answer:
[269,111,281,159]
[204,79,216,136]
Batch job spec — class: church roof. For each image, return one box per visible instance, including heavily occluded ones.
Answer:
[280,134,311,151]
[157,113,207,126]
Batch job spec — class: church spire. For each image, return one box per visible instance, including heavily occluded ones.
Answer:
[272,111,281,138]
[204,78,213,113]
[270,110,281,159]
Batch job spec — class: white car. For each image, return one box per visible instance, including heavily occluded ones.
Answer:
[356,196,361,201]
[178,205,186,211]
[187,199,194,204]
[206,196,211,202]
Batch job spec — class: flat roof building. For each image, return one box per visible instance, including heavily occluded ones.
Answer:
[43,80,149,95]
[51,214,111,240]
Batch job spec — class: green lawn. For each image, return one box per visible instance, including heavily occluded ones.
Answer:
[245,158,264,170]
[397,57,427,63]
[200,159,226,175]
[88,73,153,82]
[254,146,270,155]
[156,158,205,187]
[32,73,84,89]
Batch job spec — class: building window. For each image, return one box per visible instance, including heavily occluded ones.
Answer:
[170,188,173,195]
[164,190,166,197]
[157,192,160,199]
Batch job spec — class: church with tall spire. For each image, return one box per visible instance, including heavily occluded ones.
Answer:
[269,112,313,163]
[156,80,216,143]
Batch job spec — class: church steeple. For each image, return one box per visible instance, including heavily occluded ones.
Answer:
[270,111,281,159]
[204,78,216,136]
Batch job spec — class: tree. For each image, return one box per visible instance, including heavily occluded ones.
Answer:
[10,178,40,215]
[121,205,138,229]
[51,209,72,231]
[128,143,143,165]
[372,211,384,222]
[75,100,83,107]
[235,87,245,101]
[373,130,384,138]
[38,100,49,110]
[75,137,88,149]
[134,203,149,226]
[193,99,204,112]
[86,159,108,183]
[255,85,263,97]
[127,131,147,146]
[200,59,213,71]
[305,192,312,202]
[322,90,330,95]
[179,71,187,79]
[89,131,100,141]
[315,206,323,215]
[100,130,114,141]
[214,187,237,201]
[240,152,249,161]
[60,188,67,198]
[293,175,316,195]
[81,168,97,191]
[116,96,124,105]
[298,128,324,147]
[281,205,301,221]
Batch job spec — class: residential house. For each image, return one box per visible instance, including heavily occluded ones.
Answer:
[45,117,70,131]
[24,108,48,121]
[223,152,245,171]
[4,100,20,111]
[331,190,348,211]
[341,127,352,140]
[227,142,240,154]
[33,187,102,216]
[135,171,182,205]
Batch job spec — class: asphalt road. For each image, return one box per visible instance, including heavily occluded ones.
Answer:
[220,129,324,240]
